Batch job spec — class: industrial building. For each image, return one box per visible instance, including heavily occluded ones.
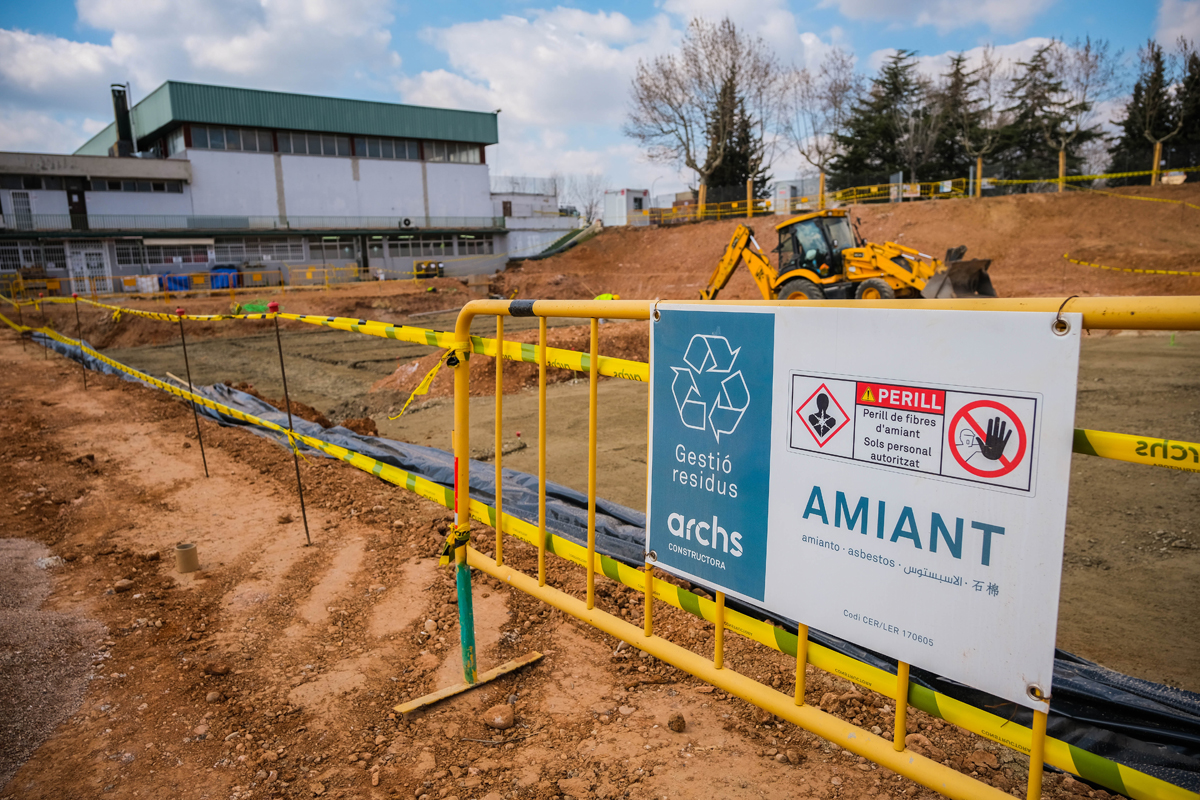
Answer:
[0,81,529,294]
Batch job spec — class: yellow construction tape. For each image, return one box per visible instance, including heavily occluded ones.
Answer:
[389,348,464,420]
[1065,184,1200,211]
[22,297,650,383]
[1074,429,1200,473]
[438,523,473,566]
[1063,253,1200,277]
[990,165,1200,186]
[3,312,1194,800]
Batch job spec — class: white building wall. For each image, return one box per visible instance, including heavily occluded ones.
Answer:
[2,189,69,217]
[425,163,492,218]
[84,188,193,217]
[347,160,426,217]
[186,149,281,217]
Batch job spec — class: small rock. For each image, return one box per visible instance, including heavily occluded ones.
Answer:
[424,619,438,633]
[204,662,232,676]
[786,749,803,766]
[618,705,636,716]
[266,770,277,784]
[482,704,514,730]
[310,782,325,796]
[830,776,842,786]
[261,751,278,763]
[667,712,686,733]
[371,771,380,786]
[392,520,404,528]
[968,749,1000,770]
[193,724,209,737]
[774,753,788,763]
[141,549,161,562]
[205,691,223,704]
[375,734,385,745]
[114,579,135,593]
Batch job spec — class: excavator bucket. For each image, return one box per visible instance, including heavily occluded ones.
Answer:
[920,247,997,298]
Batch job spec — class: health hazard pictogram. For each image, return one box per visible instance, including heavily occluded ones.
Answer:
[948,400,1028,478]
[796,383,850,447]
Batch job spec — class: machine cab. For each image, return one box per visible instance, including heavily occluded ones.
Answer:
[775,211,856,279]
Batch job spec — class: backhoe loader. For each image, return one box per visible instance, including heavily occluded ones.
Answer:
[700,209,996,301]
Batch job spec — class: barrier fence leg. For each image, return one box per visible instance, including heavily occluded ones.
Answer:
[494,317,504,567]
[794,623,809,705]
[175,310,209,479]
[537,316,547,587]
[894,661,911,751]
[38,295,47,359]
[714,591,726,670]
[643,564,654,637]
[586,317,599,610]
[1026,709,1049,800]
[456,544,478,684]
[269,303,311,546]
[452,322,478,685]
[73,295,87,390]
[16,301,26,352]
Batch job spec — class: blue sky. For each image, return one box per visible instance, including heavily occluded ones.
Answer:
[0,0,1195,195]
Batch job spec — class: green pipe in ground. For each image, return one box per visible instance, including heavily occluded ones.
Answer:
[456,553,478,684]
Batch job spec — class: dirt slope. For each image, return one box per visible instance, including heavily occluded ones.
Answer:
[500,184,1200,301]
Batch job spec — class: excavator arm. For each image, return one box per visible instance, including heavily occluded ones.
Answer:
[700,224,778,300]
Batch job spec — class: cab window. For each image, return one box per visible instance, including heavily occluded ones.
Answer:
[825,218,854,250]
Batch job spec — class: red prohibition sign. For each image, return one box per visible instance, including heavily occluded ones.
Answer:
[949,399,1027,478]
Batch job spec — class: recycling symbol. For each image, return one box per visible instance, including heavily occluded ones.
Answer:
[670,334,750,442]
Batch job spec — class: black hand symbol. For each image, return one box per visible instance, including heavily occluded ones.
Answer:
[979,416,1011,461]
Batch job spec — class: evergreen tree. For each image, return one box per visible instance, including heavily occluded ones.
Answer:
[704,69,772,198]
[996,45,1070,180]
[1109,40,1176,178]
[928,54,977,177]
[832,50,923,181]
[1172,47,1200,168]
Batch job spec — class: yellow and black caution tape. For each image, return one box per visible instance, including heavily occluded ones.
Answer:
[20,296,649,383]
[438,523,473,566]
[388,347,466,420]
[4,312,1195,800]
[1063,253,1200,278]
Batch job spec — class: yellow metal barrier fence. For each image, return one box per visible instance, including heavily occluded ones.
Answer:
[448,297,1200,800]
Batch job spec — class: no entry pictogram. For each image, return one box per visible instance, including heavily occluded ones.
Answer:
[948,399,1028,478]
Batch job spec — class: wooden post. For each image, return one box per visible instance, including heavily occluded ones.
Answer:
[745,178,752,218]
[1151,141,1163,187]
[698,184,707,220]
[976,157,983,198]
[1058,149,1066,193]
[818,172,826,210]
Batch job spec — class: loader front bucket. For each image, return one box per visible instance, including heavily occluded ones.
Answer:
[921,259,996,299]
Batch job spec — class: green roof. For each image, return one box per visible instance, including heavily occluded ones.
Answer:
[75,81,499,156]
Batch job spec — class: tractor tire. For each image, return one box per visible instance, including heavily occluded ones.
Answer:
[776,277,825,300]
[855,278,895,300]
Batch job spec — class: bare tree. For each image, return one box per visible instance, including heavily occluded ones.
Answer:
[625,17,781,192]
[892,76,943,182]
[957,47,1013,196]
[567,173,608,224]
[781,48,862,202]
[1044,36,1122,189]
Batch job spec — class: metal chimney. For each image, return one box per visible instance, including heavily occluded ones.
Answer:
[109,84,134,157]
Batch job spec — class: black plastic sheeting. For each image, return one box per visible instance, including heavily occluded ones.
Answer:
[36,330,1200,793]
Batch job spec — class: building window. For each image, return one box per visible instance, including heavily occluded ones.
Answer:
[423,141,481,164]
[457,234,493,255]
[418,234,452,257]
[0,240,62,272]
[144,244,210,265]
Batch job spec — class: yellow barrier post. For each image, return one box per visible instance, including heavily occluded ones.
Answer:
[819,172,826,211]
[746,178,752,219]
[894,660,910,751]
[494,317,504,567]
[538,316,548,587]
[586,317,599,610]
[71,294,87,390]
[714,591,726,670]
[37,293,47,360]
[794,623,809,705]
[1027,708,1049,800]
[643,565,653,637]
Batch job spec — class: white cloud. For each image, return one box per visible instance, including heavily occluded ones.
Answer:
[0,0,402,150]
[822,0,1051,35]
[1157,0,1200,42]
[0,109,103,153]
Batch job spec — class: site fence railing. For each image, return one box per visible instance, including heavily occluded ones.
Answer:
[2,292,1199,800]
[0,214,506,233]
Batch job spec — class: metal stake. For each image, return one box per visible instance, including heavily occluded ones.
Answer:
[72,294,87,390]
[268,301,311,546]
[176,309,209,478]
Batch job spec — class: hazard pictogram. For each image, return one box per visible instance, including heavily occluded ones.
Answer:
[948,400,1028,478]
[796,383,850,447]
[860,386,875,403]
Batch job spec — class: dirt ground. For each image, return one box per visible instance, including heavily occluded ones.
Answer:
[1,334,1114,800]
[2,187,1199,799]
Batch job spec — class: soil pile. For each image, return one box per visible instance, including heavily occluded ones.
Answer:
[500,183,1200,301]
